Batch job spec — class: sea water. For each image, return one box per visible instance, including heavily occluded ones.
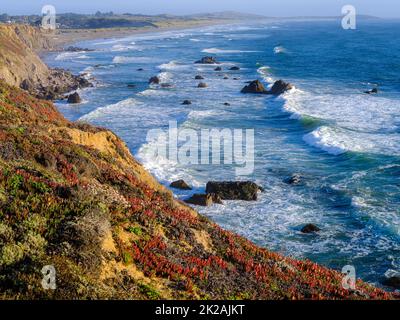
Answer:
[45,19,400,288]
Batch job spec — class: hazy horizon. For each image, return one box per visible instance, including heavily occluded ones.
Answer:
[1,0,399,19]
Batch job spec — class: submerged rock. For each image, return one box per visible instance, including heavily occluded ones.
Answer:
[301,224,321,234]
[382,277,400,289]
[224,102,231,106]
[230,66,240,71]
[170,180,192,190]
[206,181,263,201]
[195,56,220,64]
[195,75,204,80]
[67,92,81,104]
[182,100,192,105]
[285,174,302,185]
[198,82,208,88]
[214,66,222,71]
[149,76,160,85]
[127,84,136,88]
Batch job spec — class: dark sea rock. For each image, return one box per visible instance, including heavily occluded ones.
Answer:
[198,82,208,88]
[241,80,268,94]
[230,66,240,71]
[224,102,231,106]
[382,275,400,289]
[195,56,220,64]
[241,79,293,95]
[65,46,94,52]
[285,174,302,185]
[67,92,81,104]
[182,100,192,105]
[214,66,222,71]
[206,181,263,201]
[161,83,172,88]
[170,180,192,190]
[301,224,321,234]
[268,80,294,95]
[149,76,160,85]
[195,75,204,80]
[184,194,214,206]
[223,76,229,80]
[127,84,136,88]
[137,68,144,71]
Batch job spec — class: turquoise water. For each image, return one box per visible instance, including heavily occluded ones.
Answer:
[45,19,400,288]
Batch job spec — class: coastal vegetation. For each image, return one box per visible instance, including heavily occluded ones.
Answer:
[0,80,394,300]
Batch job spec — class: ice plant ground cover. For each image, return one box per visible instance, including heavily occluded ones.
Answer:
[0,81,394,300]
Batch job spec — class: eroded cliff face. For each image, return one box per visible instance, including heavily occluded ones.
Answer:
[0,81,392,300]
[0,25,90,100]
[0,25,52,88]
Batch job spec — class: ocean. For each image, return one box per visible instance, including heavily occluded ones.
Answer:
[45,19,400,288]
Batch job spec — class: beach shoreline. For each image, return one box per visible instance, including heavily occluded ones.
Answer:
[40,18,246,51]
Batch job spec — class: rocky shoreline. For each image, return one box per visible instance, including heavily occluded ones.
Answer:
[20,67,92,101]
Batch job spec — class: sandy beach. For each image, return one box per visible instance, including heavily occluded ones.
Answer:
[41,18,243,50]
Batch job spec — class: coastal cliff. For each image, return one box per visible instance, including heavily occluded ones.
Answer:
[0,25,90,100]
[0,80,392,300]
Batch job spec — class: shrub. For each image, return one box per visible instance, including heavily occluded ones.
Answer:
[0,243,24,266]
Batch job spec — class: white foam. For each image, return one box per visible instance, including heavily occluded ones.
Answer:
[202,48,258,54]
[158,61,189,71]
[112,56,157,64]
[257,66,275,83]
[79,98,139,121]
[55,51,87,61]
[111,44,143,52]
[274,46,287,54]
[303,126,400,156]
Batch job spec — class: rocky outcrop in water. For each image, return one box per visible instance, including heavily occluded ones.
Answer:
[241,80,293,95]
[241,80,268,94]
[170,180,192,190]
[195,56,220,64]
[67,92,82,104]
[206,181,263,201]
[301,224,321,234]
[149,76,160,84]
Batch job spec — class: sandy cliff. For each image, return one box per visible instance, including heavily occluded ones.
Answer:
[0,25,90,100]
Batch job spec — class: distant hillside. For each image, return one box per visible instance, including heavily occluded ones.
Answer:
[0,11,265,30]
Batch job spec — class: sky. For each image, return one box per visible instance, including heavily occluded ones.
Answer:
[1,0,399,18]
